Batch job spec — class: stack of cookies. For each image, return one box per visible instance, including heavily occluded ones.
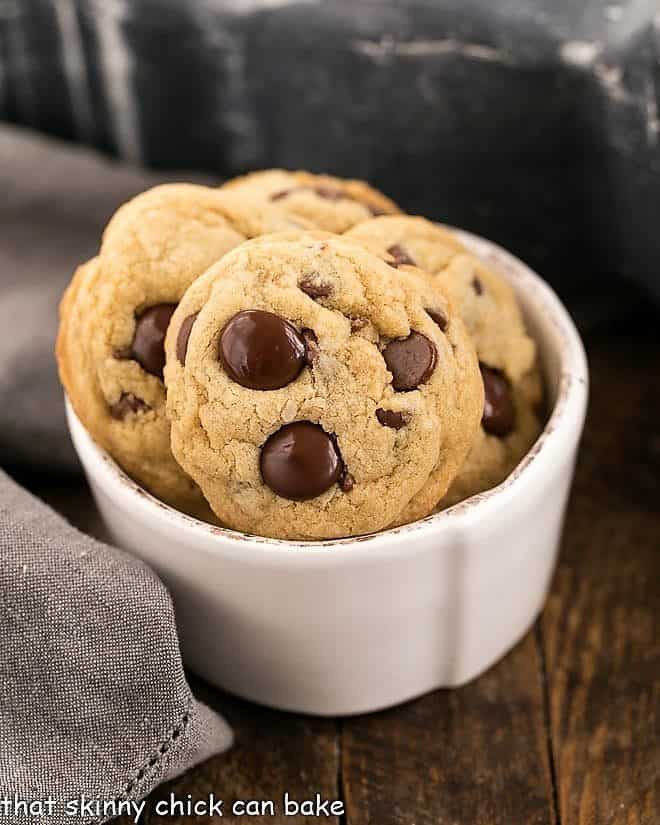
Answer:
[57,171,542,540]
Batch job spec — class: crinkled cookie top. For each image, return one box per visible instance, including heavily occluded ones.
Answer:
[165,232,482,539]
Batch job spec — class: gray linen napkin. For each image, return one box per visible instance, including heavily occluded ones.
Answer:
[0,469,233,824]
[0,126,231,823]
[0,124,215,474]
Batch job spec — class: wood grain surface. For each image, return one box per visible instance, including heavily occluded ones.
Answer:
[341,632,555,825]
[541,331,660,825]
[60,328,658,825]
[145,693,340,825]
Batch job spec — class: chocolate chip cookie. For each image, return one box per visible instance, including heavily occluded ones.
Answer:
[56,183,307,515]
[221,169,400,233]
[165,232,483,539]
[346,215,543,504]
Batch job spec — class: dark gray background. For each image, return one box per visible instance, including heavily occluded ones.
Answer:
[1,0,659,318]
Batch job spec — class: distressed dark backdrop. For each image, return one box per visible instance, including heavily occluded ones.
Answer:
[1,0,659,321]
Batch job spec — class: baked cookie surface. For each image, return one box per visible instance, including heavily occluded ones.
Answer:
[56,183,305,515]
[221,169,400,233]
[441,369,543,507]
[346,215,544,505]
[165,233,482,539]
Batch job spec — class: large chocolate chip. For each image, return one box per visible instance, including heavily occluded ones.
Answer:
[219,310,306,390]
[387,244,416,268]
[426,308,448,332]
[109,393,150,420]
[383,332,437,392]
[376,408,407,429]
[480,364,515,437]
[472,276,484,295]
[130,303,177,379]
[176,312,199,366]
[260,421,343,500]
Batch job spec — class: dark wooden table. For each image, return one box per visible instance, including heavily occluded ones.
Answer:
[41,326,660,825]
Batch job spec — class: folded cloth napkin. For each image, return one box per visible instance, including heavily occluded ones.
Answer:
[0,126,231,824]
[0,124,215,474]
[0,469,233,824]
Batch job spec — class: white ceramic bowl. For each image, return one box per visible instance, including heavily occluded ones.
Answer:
[65,231,588,716]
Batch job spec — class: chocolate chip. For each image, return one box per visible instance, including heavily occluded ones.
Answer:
[113,345,133,360]
[269,184,383,216]
[271,185,344,203]
[313,185,345,201]
[219,310,306,391]
[313,186,385,216]
[130,303,177,379]
[387,244,416,268]
[376,408,407,429]
[350,316,369,332]
[480,363,515,437]
[338,470,354,492]
[301,328,319,366]
[426,308,448,331]
[260,421,343,500]
[299,276,333,300]
[472,276,484,295]
[176,311,199,366]
[382,332,437,392]
[109,393,150,420]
